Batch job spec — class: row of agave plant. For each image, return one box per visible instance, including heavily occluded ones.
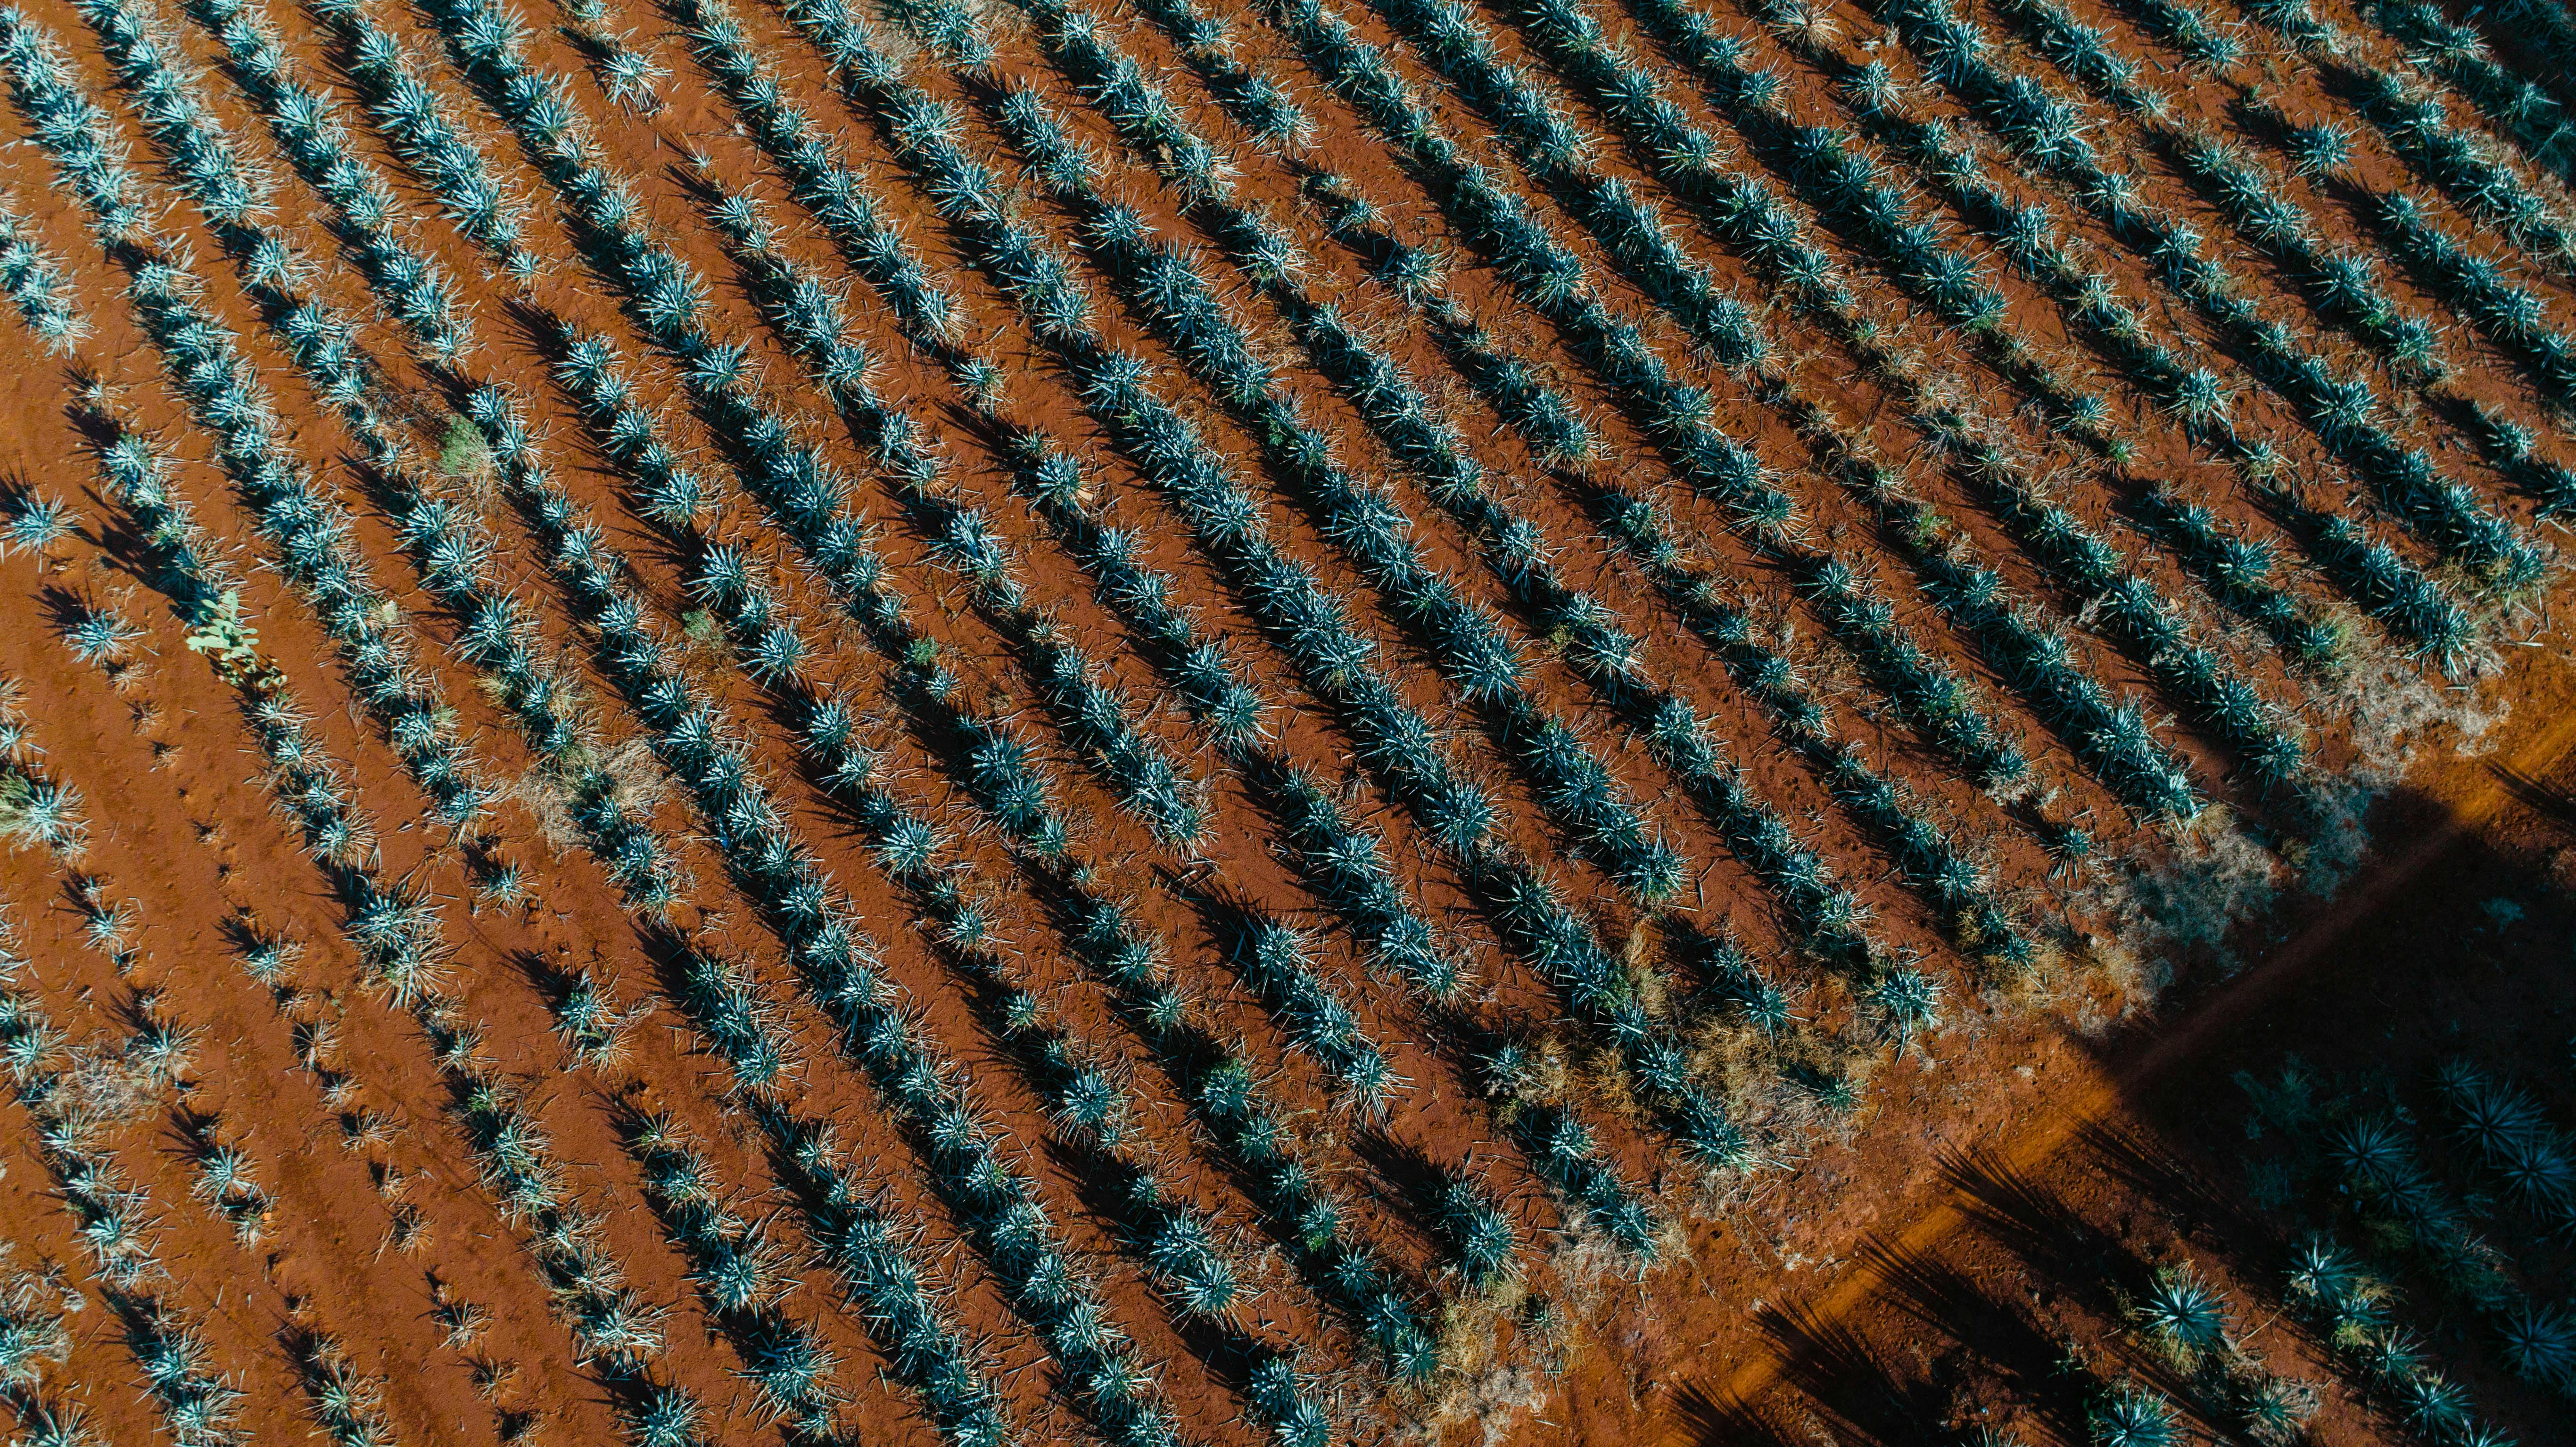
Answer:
[71,419,737,1440]
[0,660,423,1447]
[519,0,1787,1398]
[0,884,253,1447]
[538,318,1380,1425]
[0,2,491,836]
[166,0,2576,1241]
[127,7,1324,1426]
[670,0,2568,1284]
[984,0,1929,951]
[1250,0,2009,777]
[1424,0,2314,779]
[0,3,1562,1443]
[755,0,1756,1202]
[256,2,1494,1431]
[1353,0,2313,806]
[0,15,1058,1432]
[5,696,412,1447]
[1978,0,2576,516]
[661,0,1817,1194]
[1624,0,2434,665]
[855,0,2025,974]
[1709,0,2568,674]
[76,386,1084,1444]
[953,0,2140,1017]
[405,0,1494,1417]
[1765,31,2470,658]
[1870,0,2550,599]
[304,0,534,272]
[1279,163,2040,958]
[158,0,710,909]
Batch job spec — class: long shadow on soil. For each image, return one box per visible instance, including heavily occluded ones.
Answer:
[1669,1267,2121,1447]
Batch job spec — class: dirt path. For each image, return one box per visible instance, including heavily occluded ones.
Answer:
[1667,648,2576,1432]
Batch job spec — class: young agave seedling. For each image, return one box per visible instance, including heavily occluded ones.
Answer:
[0,774,84,857]
[289,1330,396,1447]
[572,27,664,112]
[123,1006,199,1087]
[0,490,75,556]
[472,857,527,912]
[189,1134,271,1243]
[128,1306,248,1445]
[620,1383,704,1447]
[225,918,301,986]
[2284,119,2355,177]
[57,601,139,666]
[1430,1168,1519,1291]
[552,970,646,1068]
[1870,966,1940,1051]
[0,1257,74,1389]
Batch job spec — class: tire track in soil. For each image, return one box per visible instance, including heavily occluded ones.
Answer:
[1662,649,2576,1435]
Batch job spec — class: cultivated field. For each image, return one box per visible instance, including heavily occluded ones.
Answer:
[0,0,2566,1437]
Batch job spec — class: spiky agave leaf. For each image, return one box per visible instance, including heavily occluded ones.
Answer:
[2088,1385,2178,1447]
[2132,1263,2229,1359]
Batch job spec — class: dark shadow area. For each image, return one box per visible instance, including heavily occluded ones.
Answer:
[1863,1240,2097,1444]
[1753,1300,1958,1447]
[1942,1146,2127,1292]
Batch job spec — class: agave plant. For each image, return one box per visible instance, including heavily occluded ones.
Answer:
[2492,1300,2576,1391]
[2132,1264,2229,1362]
[2394,1368,2477,1438]
[1870,966,1941,1049]
[127,1307,248,1446]
[584,29,666,112]
[0,773,83,855]
[0,206,83,349]
[2088,1385,2178,1447]
[58,600,141,665]
[0,1261,72,1389]
[618,1383,703,1447]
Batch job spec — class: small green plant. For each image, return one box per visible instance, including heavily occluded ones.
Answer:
[182,589,260,673]
[437,414,492,477]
